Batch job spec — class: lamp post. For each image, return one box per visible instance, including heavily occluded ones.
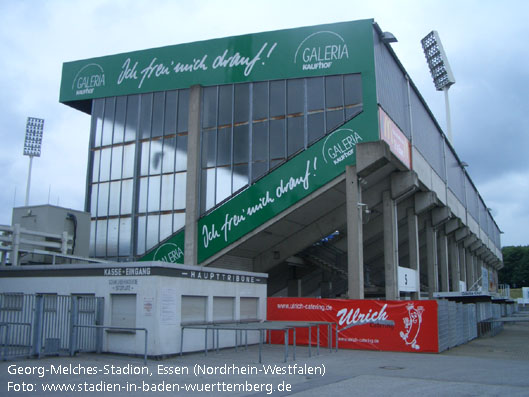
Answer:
[421,31,455,143]
[23,117,45,207]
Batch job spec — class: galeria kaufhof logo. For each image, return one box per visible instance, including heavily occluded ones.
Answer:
[294,31,349,71]
[72,63,105,96]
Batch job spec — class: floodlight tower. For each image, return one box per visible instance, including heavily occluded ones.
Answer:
[23,117,45,206]
[421,31,456,143]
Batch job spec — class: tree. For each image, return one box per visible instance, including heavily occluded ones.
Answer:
[499,246,529,287]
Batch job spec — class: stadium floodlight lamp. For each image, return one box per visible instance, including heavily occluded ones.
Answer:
[23,117,45,206]
[421,31,455,91]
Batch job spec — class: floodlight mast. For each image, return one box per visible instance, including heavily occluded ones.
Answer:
[23,117,45,207]
[421,31,455,143]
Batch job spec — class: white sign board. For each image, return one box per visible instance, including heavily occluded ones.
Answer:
[160,288,177,325]
[459,281,467,292]
[398,266,418,292]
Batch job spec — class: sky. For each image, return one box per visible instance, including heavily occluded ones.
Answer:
[0,0,528,247]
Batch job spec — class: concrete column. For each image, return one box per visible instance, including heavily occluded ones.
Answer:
[425,219,438,298]
[449,236,460,292]
[184,85,202,266]
[383,190,399,300]
[407,207,420,300]
[459,244,466,289]
[438,232,449,292]
[346,166,364,299]
[465,249,473,291]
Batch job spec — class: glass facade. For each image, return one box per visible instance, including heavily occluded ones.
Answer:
[88,74,362,260]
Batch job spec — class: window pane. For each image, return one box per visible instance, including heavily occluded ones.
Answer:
[95,219,107,257]
[326,109,344,133]
[124,95,139,142]
[287,116,304,156]
[110,146,123,180]
[270,119,285,160]
[233,124,249,164]
[270,80,285,117]
[149,140,163,175]
[107,218,119,257]
[113,96,127,144]
[218,85,233,126]
[160,174,174,211]
[175,134,187,171]
[201,129,216,168]
[140,93,153,139]
[344,74,362,106]
[140,141,150,176]
[102,97,115,146]
[325,75,344,109]
[97,182,109,217]
[201,168,215,213]
[118,217,131,257]
[160,214,173,242]
[307,77,324,111]
[108,181,121,216]
[136,215,146,255]
[252,82,268,120]
[90,184,98,216]
[202,86,218,129]
[174,172,186,210]
[177,89,189,132]
[138,177,148,213]
[92,98,104,148]
[217,127,232,166]
[252,121,268,181]
[287,79,304,115]
[233,164,248,192]
[234,83,249,123]
[91,150,101,183]
[151,91,165,138]
[147,175,161,212]
[216,167,232,204]
[99,147,111,182]
[173,213,185,232]
[89,221,96,257]
[122,143,135,179]
[162,136,176,173]
[164,90,177,136]
[308,112,325,144]
[146,215,160,251]
[120,179,133,215]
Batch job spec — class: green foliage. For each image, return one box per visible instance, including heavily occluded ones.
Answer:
[499,246,529,287]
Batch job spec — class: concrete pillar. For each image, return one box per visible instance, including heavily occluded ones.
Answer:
[438,232,449,292]
[465,249,473,291]
[383,190,399,300]
[449,236,460,292]
[288,279,302,297]
[425,219,438,298]
[184,85,202,266]
[459,244,466,288]
[407,207,420,300]
[346,166,364,299]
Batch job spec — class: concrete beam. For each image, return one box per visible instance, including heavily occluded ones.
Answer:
[391,171,419,202]
[444,218,460,235]
[415,192,437,215]
[455,226,469,243]
[464,234,478,249]
[470,240,482,252]
[356,141,393,177]
[383,190,399,300]
[449,237,460,292]
[438,233,449,292]
[425,219,438,298]
[407,207,420,300]
[432,207,451,228]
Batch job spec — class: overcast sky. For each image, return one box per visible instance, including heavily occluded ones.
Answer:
[0,0,527,247]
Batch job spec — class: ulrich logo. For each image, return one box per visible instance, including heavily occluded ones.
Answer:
[322,128,363,165]
[72,63,105,96]
[294,31,349,71]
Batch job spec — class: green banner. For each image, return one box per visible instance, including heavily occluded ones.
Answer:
[60,19,374,103]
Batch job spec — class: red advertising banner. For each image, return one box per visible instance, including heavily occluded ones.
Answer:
[267,298,439,353]
[379,106,412,170]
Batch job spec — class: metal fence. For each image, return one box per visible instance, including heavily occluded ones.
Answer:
[0,293,103,360]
